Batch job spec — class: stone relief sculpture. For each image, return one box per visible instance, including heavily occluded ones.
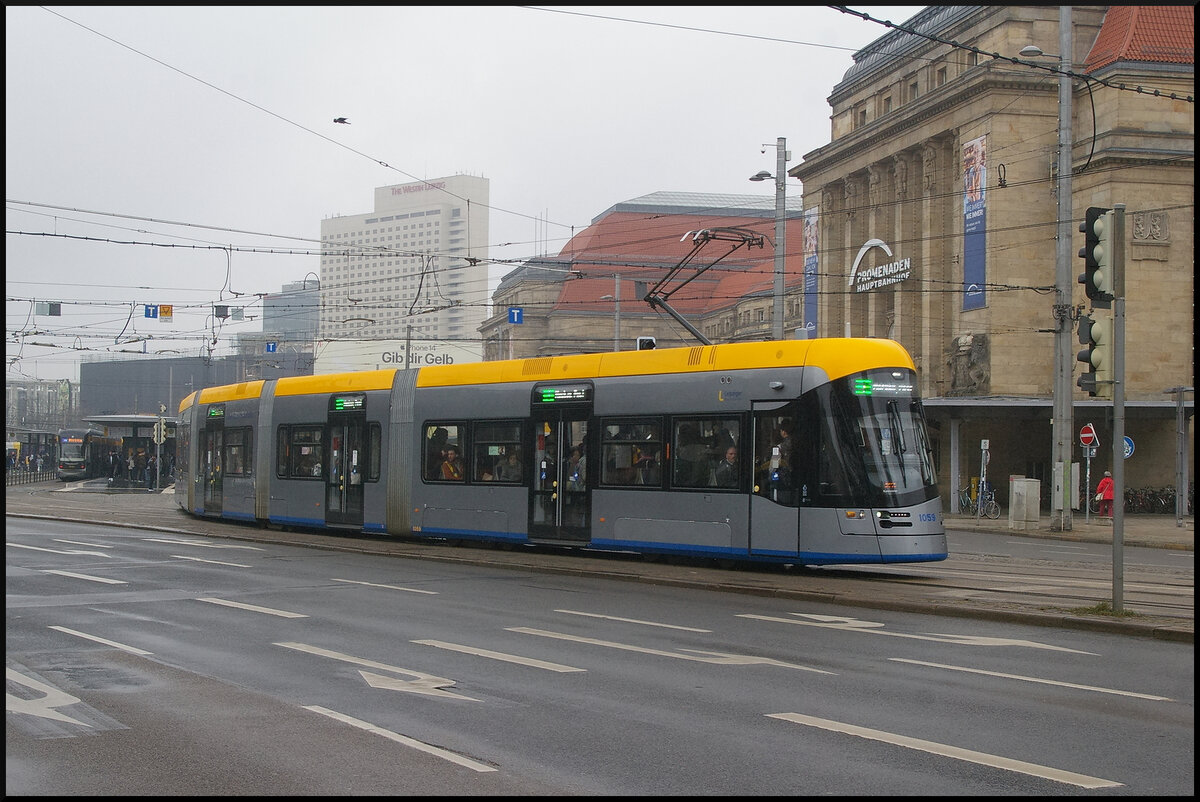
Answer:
[893,154,908,198]
[947,333,990,395]
[1131,211,1168,241]
[922,142,938,193]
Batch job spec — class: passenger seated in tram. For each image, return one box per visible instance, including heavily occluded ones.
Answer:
[440,446,464,480]
[493,450,523,482]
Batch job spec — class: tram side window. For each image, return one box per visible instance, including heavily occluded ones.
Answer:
[277,425,324,479]
[367,423,381,481]
[599,418,662,487]
[177,423,190,482]
[223,427,252,476]
[423,423,464,482]
[672,416,741,489]
[471,421,522,482]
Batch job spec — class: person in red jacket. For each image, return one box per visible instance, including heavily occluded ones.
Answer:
[1096,470,1115,518]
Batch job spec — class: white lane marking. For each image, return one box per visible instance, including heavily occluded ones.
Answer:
[303,705,496,772]
[275,641,476,701]
[358,670,479,701]
[506,628,833,674]
[143,537,262,550]
[196,598,307,618]
[766,712,1122,789]
[53,539,115,549]
[888,658,1173,701]
[555,609,711,632]
[8,543,112,559]
[332,578,438,595]
[172,555,251,567]
[738,613,1096,654]
[412,639,586,672]
[48,625,153,655]
[42,569,126,584]
[6,668,92,727]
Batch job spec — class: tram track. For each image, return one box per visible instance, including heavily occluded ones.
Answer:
[7,482,1193,639]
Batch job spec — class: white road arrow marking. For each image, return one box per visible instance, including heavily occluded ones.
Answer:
[738,613,1095,654]
[276,642,478,701]
[506,628,833,673]
[358,670,478,700]
[6,668,92,727]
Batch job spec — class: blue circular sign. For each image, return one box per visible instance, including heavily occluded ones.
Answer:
[1123,436,1135,459]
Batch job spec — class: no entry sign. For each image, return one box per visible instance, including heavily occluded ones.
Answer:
[1079,423,1099,448]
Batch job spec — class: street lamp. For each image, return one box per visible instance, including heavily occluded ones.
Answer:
[749,137,788,340]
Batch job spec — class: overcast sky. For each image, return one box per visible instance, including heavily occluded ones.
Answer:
[6,5,923,382]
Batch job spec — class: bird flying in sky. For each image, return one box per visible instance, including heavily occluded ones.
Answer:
[333,117,350,124]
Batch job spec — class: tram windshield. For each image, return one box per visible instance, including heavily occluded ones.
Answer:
[754,368,938,508]
[59,441,86,460]
[821,368,937,507]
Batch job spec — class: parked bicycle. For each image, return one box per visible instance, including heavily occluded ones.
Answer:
[1119,486,1193,515]
[959,485,1001,519]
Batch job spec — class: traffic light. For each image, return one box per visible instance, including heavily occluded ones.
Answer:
[1076,313,1113,399]
[636,336,656,350]
[1078,206,1113,308]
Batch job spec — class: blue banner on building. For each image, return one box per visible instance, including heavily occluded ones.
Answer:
[803,207,819,337]
[962,135,987,311]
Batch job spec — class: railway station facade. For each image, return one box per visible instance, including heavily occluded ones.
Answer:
[480,5,1194,512]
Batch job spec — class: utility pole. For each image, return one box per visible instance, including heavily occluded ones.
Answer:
[772,137,787,340]
[613,275,621,351]
[1163,385,1193,527]
[1051,6,1074,531]
[750,138,789,340]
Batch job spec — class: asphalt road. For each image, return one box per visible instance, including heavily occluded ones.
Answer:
[4,479,1193,642]
[6,514,1193,795]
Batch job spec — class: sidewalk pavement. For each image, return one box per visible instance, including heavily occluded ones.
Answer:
[943,509,1193,551]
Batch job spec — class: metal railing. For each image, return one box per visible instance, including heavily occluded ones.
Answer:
[5,468,58,487]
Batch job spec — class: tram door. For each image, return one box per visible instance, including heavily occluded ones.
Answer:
[749,400,800,555]
[529,408,590,543]
[326,394,366,528]
[201,410,223,515]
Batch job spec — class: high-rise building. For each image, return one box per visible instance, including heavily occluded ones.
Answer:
[263,279,320,339]
[318,175,490,363]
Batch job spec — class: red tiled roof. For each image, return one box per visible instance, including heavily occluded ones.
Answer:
[551,210,805,317]
[1085,5,1195,72]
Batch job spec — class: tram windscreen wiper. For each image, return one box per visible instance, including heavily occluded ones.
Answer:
[885,400,910,489]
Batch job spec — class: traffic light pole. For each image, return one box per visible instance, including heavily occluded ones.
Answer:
[1110,203,1126,611]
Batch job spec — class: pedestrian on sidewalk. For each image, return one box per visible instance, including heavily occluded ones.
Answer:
[1096,470,1115,518]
